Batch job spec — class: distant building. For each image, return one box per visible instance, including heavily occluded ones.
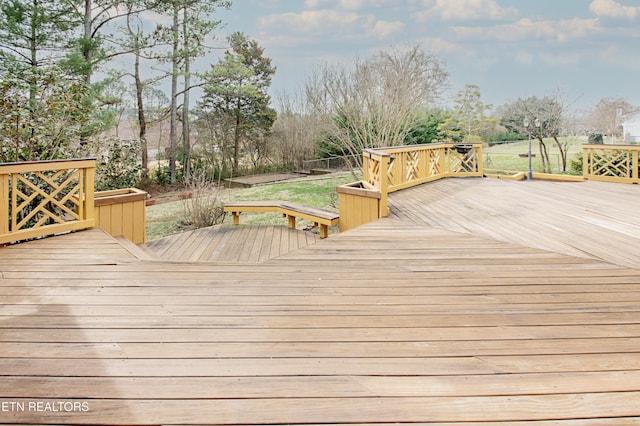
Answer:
[623,111,640,143]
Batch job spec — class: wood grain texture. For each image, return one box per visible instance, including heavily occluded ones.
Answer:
[1,178,640,425]
[145,224,320,262]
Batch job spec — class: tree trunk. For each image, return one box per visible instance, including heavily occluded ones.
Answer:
[84,0,92,85]
[538,138,551,173]
[233,99,241,174]
[168,4,179,184]
[181,7,191,182]
[553,136,567,172]
[134,45,148,179]
[27,0,39,159]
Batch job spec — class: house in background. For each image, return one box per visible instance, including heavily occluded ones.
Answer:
[623,111,640,143]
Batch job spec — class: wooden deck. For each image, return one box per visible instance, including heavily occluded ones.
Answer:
[1,179,640,424]
[389,178,640,269]
[146,224,321,263]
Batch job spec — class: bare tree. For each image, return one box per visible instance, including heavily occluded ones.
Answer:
[501,95,570,173]
[270,91,322,170]
[305,45,448,169]
[588,97,635,142]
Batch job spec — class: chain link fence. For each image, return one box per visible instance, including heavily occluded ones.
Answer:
[302,155,359,172]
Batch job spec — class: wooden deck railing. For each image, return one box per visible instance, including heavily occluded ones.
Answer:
[583,144,640,184]
[363,143,483,216]
[0,158,96,244]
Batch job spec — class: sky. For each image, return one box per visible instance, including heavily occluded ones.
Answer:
[209,0,640,112]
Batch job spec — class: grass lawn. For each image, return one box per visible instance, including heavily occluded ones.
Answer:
[484,137,584,173]
[146,171,357,241]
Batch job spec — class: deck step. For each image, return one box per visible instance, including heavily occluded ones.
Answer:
[145,224,320,263]
[115,236,159,261]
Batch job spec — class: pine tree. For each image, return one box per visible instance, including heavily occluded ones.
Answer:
[199,32,276,174]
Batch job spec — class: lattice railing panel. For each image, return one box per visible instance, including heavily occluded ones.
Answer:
[0,159,95,244]
[583,145,639,184]
[366,143,482,192]
[590,150,630,177]
[364,156,382,188]
[428,149,442,177]
[12,170,83,231]
[361,144,482,217]
[446,147,480,175]
[386,160,393,187]
[405,151,420,182]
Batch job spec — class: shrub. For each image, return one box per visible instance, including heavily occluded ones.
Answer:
[570,152,583,174]
[182,171,225,229]
[152,164,183,186]
[588,133,604,144]
[95,138,141,191]
[487,131,526,144]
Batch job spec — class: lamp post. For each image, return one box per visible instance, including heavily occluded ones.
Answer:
[524,117,541,180]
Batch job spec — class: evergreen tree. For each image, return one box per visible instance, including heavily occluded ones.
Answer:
[452,84,495,142]
[0,0,80,75]
[199,32,276,174]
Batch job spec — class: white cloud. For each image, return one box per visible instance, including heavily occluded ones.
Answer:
[368,20,406,39]
[590,0,640,20]
[259,10,363,34]
[453,18,602,43]
[304,0,392,10]
[417,0,518,22]
[339,0,367,10]
[417,37,466,55]
[258,9,403,40]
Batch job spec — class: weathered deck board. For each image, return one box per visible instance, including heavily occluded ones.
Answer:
[2,370,640,398]
[2,394,640,424]
[389,178,640,268]
[145,224,320,262]
[1,179,640,424]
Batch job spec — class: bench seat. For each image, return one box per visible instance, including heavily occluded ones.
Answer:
[223,201,339,238]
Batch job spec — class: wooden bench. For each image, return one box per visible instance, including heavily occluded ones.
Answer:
[223,201,339,238]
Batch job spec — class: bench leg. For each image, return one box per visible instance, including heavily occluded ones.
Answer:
[287,215,296,229]
[232,212,240,225]
[319,224,329,239]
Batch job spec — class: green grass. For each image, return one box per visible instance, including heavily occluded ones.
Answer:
[146,201,189,241]
[484,137,584,173]
[146,171,358,241]
[223,171,356,207]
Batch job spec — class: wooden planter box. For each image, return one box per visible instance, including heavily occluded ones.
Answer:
[94,188,148,244]
[337,181,381,232]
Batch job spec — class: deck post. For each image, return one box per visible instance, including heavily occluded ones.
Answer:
[84,165,95,226]
[0,173,8,236]
[438,145,446,177]
[582,146,589,179]
[379,154,390,217]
